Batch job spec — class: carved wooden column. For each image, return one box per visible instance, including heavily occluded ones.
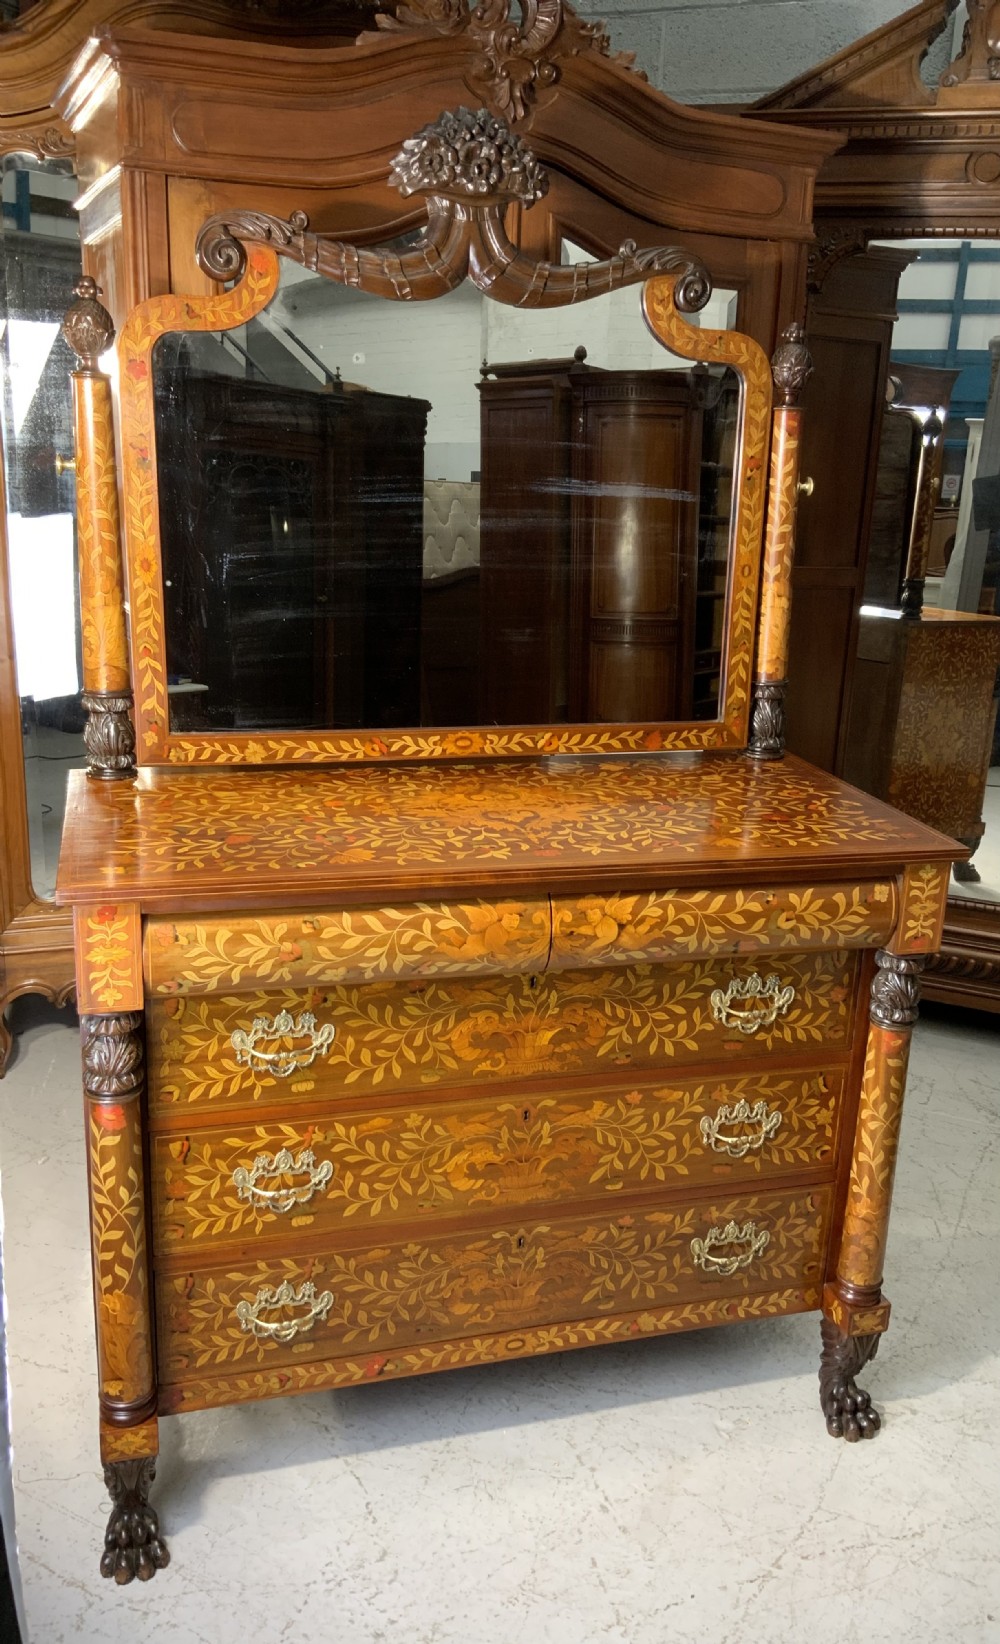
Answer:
[61,277,136,780]
[820,860,949,1440]
[749,323,814,759]
[82,1010,168,1581]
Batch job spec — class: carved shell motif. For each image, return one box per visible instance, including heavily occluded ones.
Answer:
[389,107,549,205]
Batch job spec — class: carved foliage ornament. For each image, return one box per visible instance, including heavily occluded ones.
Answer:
[870,950,925,1029]
[196,108,712,315]
[389,106,547,204]
[62,277,115,373]
[82,1012,144,1102]
[369,0,627,123]
[771,322,813,407]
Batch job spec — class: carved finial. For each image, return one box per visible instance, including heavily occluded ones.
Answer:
[389,107,548,206]
[771,322,813,407]
[62,276,115,372]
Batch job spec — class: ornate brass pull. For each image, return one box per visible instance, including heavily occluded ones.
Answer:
[230,1010,335,1077]
[710,973,795,1035]
[700,1100,782,1158]
[235,1279,334,1342]
[690,1219,770,1278]
[232,1148,334,1214]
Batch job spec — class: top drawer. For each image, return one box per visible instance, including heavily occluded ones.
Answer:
[146,949,862,1118]
[142,880,897,997]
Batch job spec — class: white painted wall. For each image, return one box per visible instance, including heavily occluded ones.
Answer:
[572,0,963,105]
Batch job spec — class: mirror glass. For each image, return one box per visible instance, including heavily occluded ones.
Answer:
[843,239,1000,902]
[0,155,86,902]
[152,250,740,735]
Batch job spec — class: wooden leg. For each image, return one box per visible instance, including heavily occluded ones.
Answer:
[100,1419,169,1584]
[821,950,924,1439]
[0,1005,11,1078]
[952,834,982,885]
[84,1013,168,1579]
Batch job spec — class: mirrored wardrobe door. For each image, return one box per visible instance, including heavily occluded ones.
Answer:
[839,238,1000,910]
[0,153,84,1070]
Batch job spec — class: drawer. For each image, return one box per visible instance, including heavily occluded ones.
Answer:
[150,1067,844,1253]
[143,881,896,998]
[155,1185,833,1383]
[146,949,860,1116]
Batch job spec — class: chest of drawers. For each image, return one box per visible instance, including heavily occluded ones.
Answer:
[58,752,956,1581]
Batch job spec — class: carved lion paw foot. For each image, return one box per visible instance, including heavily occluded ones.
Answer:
[819,1320,882,1443]
[100,1458,170,1584]
[822,1373,881,1441]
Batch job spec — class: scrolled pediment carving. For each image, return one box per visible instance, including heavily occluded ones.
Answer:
[365,0,630,123]
[196,107,711,313]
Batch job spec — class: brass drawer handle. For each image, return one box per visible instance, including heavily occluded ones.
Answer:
[235,1279,334,1342]
[700,1099,782,1158]
[232,1148,334,1214]
[710,974,795,1035]
[690,1218,770,1277]
[230,1010,335,1077]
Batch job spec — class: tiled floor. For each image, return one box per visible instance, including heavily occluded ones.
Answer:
[0,998,998,1644]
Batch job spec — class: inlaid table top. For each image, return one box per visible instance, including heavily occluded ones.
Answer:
[56,751,960,911]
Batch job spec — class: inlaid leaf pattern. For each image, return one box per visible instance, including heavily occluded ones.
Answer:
[157,1190,829,1374]
[160,1284,822,1414]
[89,1108,152,1401]
[144,881,895,996]
[839,1026,911,1289]
[152,1071,841,1245]
[147,953,857,1111]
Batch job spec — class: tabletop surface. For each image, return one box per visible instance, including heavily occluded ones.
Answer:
[56,751,961,911]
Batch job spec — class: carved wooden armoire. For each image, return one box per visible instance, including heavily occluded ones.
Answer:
[51,1,958,1590]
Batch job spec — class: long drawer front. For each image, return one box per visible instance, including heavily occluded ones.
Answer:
[155,1185,833,1386]
[146,949,860,1116]
[150,1067,845,1254]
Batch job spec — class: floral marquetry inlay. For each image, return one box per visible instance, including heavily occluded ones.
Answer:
[146,953,857,1112]
[156,1189,831,1378]
[160,1285,823,1414]
[150,1070,843,1249]
[58,754,954,909]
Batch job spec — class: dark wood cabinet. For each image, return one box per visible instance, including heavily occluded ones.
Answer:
[155,369,429,732]
[478,357,705,725]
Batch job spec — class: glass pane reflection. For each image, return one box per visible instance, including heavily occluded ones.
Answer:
[153,263,741,735]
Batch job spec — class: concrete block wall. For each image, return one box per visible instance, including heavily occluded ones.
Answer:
[573,0,962,104]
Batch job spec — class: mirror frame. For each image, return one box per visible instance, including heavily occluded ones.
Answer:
[744,0,1000,1012]
[116,109,773,766]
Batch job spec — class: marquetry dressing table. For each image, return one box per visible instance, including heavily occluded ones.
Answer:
[54,69,958,1586]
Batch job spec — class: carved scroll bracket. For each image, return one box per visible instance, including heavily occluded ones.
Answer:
[195,108,712,316]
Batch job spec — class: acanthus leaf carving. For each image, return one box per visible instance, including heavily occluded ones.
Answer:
[366,0,629,122]
[870,950,925,1029]
[82,1012,145,1101]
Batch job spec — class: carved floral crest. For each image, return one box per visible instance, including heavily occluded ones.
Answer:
[389,107,547,204]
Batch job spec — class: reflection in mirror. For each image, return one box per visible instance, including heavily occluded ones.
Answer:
[152,250,740,736]
[843,240,1000,902]
[0,156,86,901]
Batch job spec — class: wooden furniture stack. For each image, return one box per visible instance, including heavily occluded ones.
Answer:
[49,2,958,1590]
